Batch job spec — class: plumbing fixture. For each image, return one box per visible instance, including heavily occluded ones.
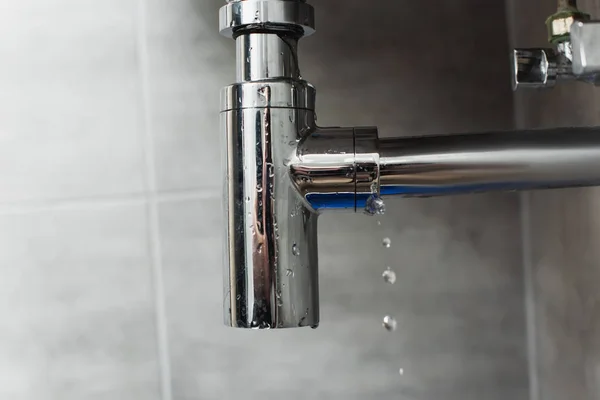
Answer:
[512,0,600,89]
[220,0,600,329]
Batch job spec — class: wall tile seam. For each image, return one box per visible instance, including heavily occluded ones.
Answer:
[0,189,220,216]
[136,0,173,399]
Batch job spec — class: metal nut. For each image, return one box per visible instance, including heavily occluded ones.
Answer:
[546,10,591,43]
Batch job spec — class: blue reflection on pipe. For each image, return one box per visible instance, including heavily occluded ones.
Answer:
[379,182,527,197]
[305,181,600,211]
[380,180,597,197]
[306,193,355,211]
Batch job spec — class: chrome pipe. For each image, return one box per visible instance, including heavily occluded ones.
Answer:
[377,127,600,197]
[290,126,600,209]
[222,105,320,330]
[236,34,300,82]
[220,0,319,329]
[219,0,600,331]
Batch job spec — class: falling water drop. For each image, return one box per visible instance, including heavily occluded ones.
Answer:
[365,195,386,215]
[382,267,396,284]
[292,243,300,256]
[377,220,382,226]
[382,315,397,332]
[399,368,405,376]
[286,268,294,277]
[382,238,391,248]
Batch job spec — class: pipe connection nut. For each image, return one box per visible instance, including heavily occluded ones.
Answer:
[220,0,315,38]
[546,8,591,44]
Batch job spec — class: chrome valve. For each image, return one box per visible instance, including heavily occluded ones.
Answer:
[512,1,600,89]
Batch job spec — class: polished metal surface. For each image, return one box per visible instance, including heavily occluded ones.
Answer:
[221,0,600,330]
[571,20,600,77]
[290,127,356,211]
[289,127,379,211]
[556,41,573,61]
[221,0,321,329]
[354,127,380,202]
[376,127,600,197]
[236,33,301,82]
[220,0,315,38]
[292,125,600,203]
[221,80,316,111]
[222,107,319,329]
[512,48,559,89]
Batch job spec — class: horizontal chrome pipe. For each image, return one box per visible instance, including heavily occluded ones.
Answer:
[377,127,600,198]
[290,126,600,211]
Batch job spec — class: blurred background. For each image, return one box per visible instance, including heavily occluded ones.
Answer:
[0,0,598,399]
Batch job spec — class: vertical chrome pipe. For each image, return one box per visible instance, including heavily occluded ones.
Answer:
[220,0,319,329]
[222,104,319,329]
[235,34,300,82]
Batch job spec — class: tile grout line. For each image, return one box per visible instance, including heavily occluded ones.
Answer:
[135,1,173,399]
[520,192,539,400]
[0,189,219,216]
[505,5,539,396]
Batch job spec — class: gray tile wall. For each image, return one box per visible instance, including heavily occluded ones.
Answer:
[0,0,528,399]
[507,1,600,399]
